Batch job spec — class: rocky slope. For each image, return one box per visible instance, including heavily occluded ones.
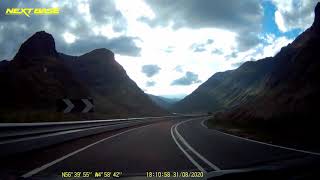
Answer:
[217,3,320,126]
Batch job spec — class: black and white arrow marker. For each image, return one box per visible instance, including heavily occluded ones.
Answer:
[81,99,94,113]
[57,98,94,113]
[63,99,75,113]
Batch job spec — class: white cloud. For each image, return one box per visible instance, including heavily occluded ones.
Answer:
[275,10,286,32]
[231,34,293,67]
[115,0,155,20]
[260,36,293,57]
[77,1,92,22]
[94,25,124,38]
[63,32,76,44]
[114,26,237,95]
[272,0,317,32]
[0,0,138,59]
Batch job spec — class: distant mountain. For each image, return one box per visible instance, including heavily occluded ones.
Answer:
[0,31,165,121]
[147,94,180,110]
[174,2,320,128]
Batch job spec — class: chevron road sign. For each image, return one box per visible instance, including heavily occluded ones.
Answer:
[57,98,94,113]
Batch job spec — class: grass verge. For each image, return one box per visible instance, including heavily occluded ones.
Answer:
[207,117,320,153]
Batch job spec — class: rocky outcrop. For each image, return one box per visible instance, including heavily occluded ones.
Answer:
[14,31,58,60]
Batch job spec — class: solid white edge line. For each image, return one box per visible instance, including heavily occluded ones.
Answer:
[170,124,207,173]
[21,123,156,178]
[201,119,320,156]
[175,119,221,171]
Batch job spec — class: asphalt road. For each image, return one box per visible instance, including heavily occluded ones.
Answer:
[176,118,320,172]
[6,117,320,179]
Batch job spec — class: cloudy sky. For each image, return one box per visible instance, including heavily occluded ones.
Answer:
[0,0,318,98]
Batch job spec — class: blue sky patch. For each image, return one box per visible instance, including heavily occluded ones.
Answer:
[262,1,302,39]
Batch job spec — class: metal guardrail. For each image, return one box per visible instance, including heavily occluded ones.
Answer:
[0,115,200,157]
[0,116,176,139]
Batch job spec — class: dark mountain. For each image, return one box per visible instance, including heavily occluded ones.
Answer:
[147,94,180,110]
[174,2,320,128]
[0,32,88,110]
[0,31,164,122]
[217,3,320,126]
[14,31,58,60]
[0,60,9,69]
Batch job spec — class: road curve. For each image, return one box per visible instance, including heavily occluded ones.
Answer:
[26,118,196,178]
[6,116,320,179]
[175,118,320,171]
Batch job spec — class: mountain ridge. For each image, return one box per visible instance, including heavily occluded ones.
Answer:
[0,31,165,122]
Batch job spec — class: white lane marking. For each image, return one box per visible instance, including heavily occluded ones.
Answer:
[170,124,207,173]
[21,123,156,178]
[202,119,320,156]
[175,119,221,171]
[200,119,208,129]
